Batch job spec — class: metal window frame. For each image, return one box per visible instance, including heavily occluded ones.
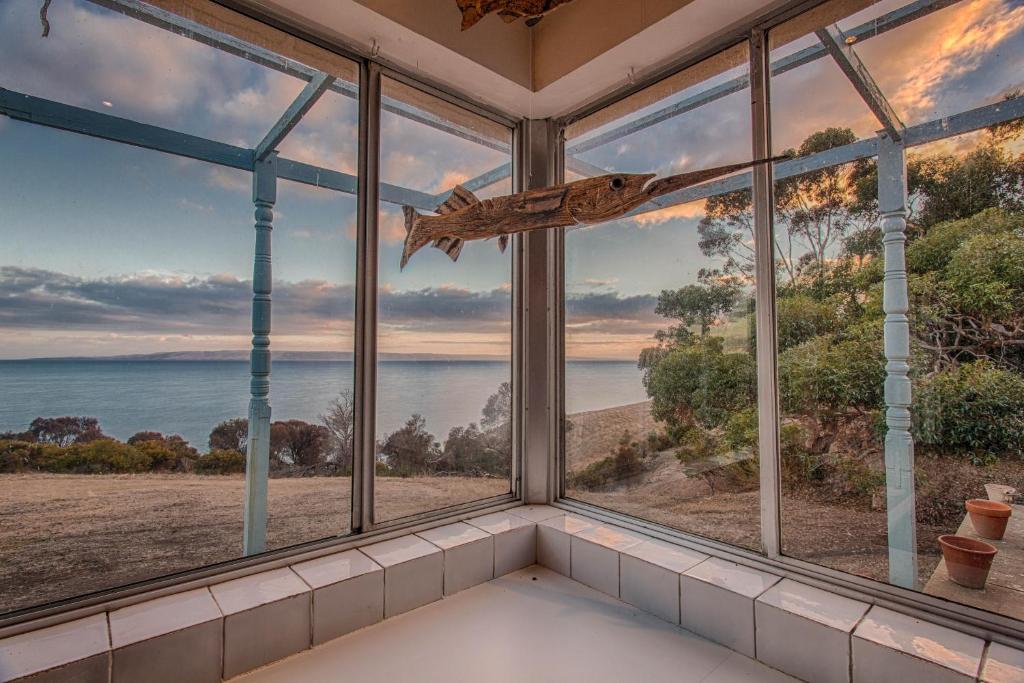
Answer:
[553,0,1024,648]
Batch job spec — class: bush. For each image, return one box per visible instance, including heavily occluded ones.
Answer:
[377,415,440,477]
[723,408,758,451]
[28,416,105,447]
[914,361,1024,463]
[776,294,840,351]
[645,337,756,431]
[53,439,155,473]
[906,208,1019,274]
[128,432,198,472]
[778,321,885,448]
[209,418,248,454]
[569,431,648,490]
[195,449,246,474]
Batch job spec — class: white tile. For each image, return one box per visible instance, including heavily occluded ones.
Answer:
[419,522,495,595]
[681,558,780,658]
[292,550,384,645]
[469,511,536,576]
[291,549,381,590]
[507,505,563,523]
[755,580,868,683]
[853,606,983,682]
[622,539,708,575]
[683,557,780,599]
[0,614,109,683]
[536,514,597,576]
[417,521,490,550]
[467,510,532,535]
[108,588,221,648]
[108,588,223,683]
[361,534,440,568]
[211,568,312,679]
[982,642,1024,683]
[210,567,309,616]
[569,526,644,598]
[364,535,443,618]
[221,592,311,679]
[620,553,684,624]
[112,620,221,683]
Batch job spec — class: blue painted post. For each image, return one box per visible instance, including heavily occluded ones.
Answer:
[878,133,918,588]
[243,154,277,556]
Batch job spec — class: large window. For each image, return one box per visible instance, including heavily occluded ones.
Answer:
[0,0,503,619]
[374,77,514,523]
[563,45,759,550]
[770,0,1024,621]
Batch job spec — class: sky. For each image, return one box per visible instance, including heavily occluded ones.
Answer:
[0,0,1022,360]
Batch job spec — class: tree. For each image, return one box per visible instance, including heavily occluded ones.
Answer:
[269,420,329,469]
[321,393,355,474]
[699,127,875,284]
[643,336,756,433]
[377,415,440,476]
[481,382,511,432]
[29,416,104,447]
[209,418,248,454]
[653,271,740,339]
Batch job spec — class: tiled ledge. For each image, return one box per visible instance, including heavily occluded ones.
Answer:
[2,505,1023,683]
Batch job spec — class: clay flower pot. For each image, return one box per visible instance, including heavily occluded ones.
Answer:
[966,499,1012,540]
[939,535,998,589]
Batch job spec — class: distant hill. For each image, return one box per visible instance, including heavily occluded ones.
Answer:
[9,350,510,362]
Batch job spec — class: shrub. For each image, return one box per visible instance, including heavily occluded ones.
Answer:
[128,432,198,472]
[270,420,329,469]
[914,361,1024,463]
[195,449,246,474]
[723,408,758,451]
[645,337,756,431]
[776,294,840,351]
[906,208,1019,274]
[377,415,440,477]
[29,416,105,447]
[569,431,648,490]
[55,439,154,473]
[209,418,248,454]
[778,321,885,447]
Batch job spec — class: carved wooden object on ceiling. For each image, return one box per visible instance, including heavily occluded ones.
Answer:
[456,0,575,29]
[400,156,787,268]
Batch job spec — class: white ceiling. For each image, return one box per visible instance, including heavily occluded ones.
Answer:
[242,0,784,119]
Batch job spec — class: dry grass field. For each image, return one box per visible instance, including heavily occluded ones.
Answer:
[0,474,507,613]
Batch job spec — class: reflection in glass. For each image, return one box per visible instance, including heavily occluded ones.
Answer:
[563,45,760,550]
[374,77,514,523]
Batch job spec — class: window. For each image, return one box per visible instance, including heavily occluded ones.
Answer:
[374,77,514,523]
[0,0,359,615]
[562,45,761,550]
[771,0,1024,621]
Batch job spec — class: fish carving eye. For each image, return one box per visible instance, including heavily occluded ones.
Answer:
[609,176,625,191]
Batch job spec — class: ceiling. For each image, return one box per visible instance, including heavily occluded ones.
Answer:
[239,0,790,119]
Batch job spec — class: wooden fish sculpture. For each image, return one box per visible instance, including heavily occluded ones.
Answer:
[456,0,574,30]
[400,156,785,268]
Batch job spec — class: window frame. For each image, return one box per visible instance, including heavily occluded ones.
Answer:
[553,2,1024,647]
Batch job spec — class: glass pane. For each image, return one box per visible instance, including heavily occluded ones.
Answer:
[0,5,357,615]
[773,0,1024,623]
[375,77,513,523]
[563,45,761,551]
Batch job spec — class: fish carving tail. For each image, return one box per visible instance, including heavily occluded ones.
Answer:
[400,205,431,270]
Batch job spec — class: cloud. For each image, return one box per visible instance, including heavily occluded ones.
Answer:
[631,199,707,226]
[582,277,620,287]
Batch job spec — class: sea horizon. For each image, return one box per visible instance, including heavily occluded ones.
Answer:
[0,357,647,449]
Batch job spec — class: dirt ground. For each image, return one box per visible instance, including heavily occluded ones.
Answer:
[570,487,945,586]
[0,474,507,614]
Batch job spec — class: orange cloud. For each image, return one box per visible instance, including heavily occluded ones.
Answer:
[631,199,707,226]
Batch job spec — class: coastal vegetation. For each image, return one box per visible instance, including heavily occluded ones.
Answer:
[0,382,512,478]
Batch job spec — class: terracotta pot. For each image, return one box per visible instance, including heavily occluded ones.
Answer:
[966,499,1012,540]
[939,535,998,589]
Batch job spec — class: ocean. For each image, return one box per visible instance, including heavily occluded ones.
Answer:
[0,360,646,449]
